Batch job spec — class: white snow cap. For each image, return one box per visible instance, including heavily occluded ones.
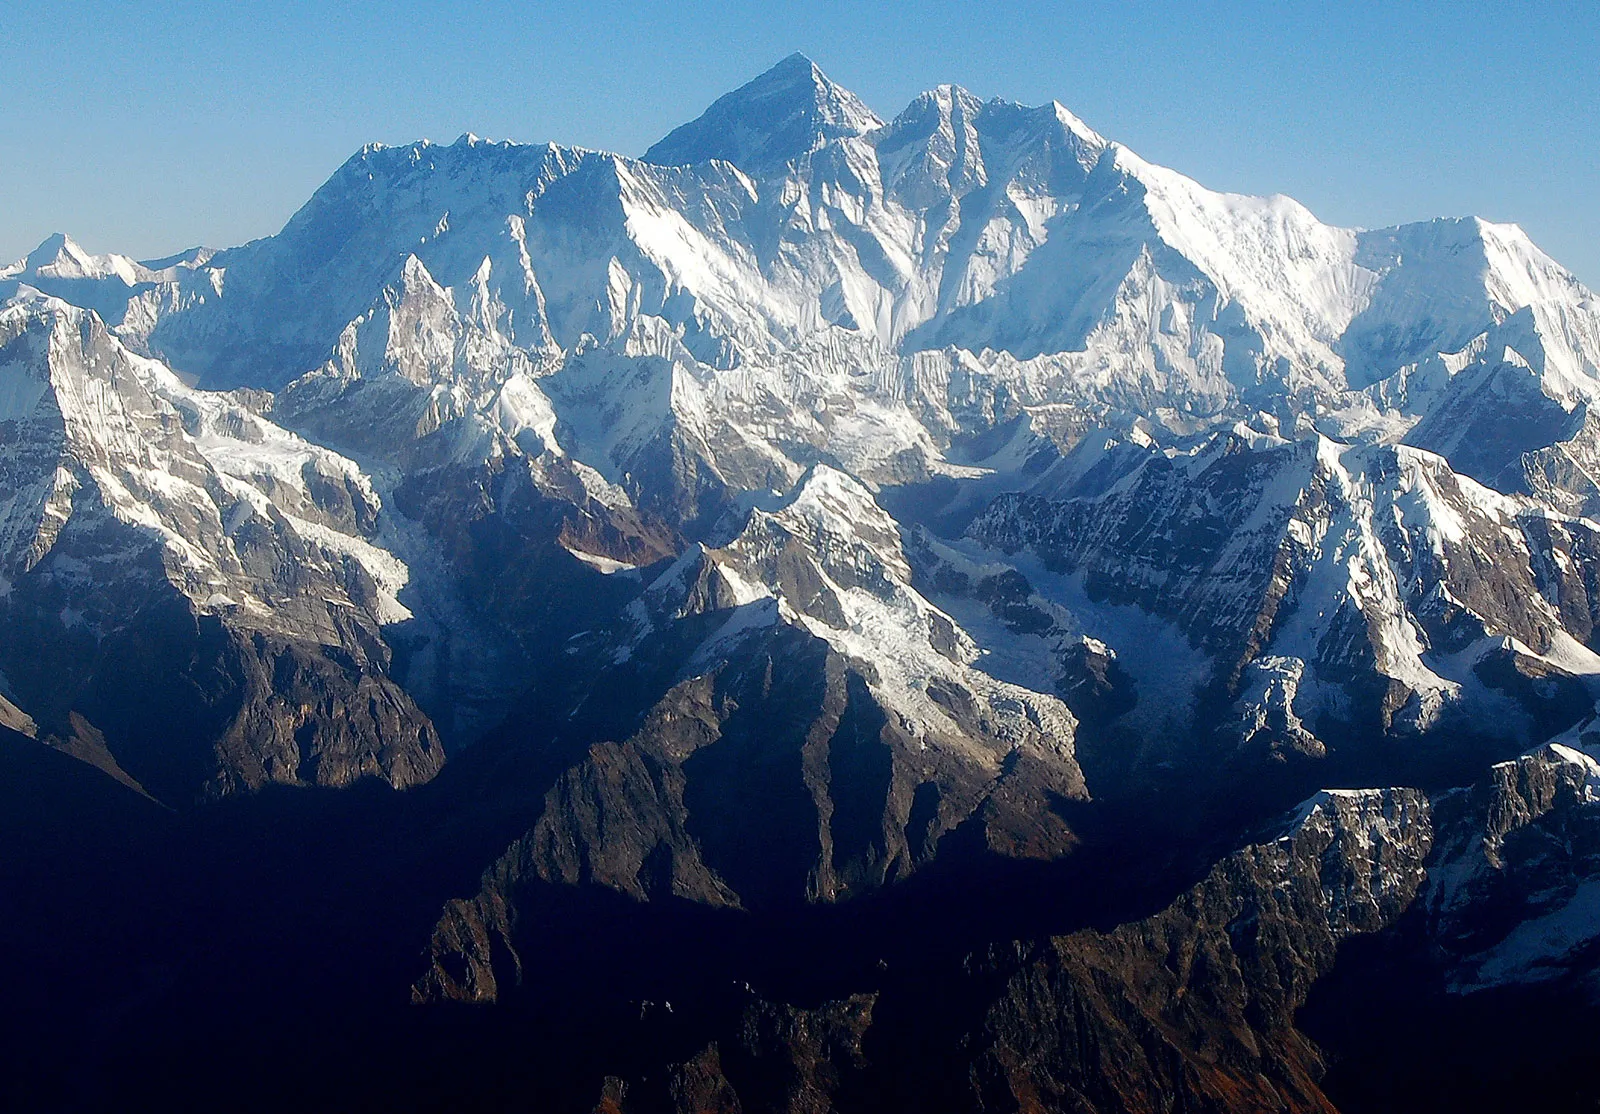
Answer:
[643,52,884,175]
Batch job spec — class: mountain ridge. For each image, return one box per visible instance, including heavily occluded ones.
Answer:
[6,52,1600,1113]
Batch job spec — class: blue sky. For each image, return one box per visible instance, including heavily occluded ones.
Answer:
[4,1,1597,283]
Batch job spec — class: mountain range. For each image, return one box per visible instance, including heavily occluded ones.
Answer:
[4,53,1600,1112]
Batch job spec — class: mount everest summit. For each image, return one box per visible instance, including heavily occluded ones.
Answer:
[5,54,1600,1113]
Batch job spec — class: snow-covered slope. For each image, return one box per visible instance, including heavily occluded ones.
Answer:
[0,233,214,348]
[11,51,1600,809]
[50,54,1579,516]
[969,421,1600,765]
[639,464,1081,768]
[0,290,443,800]
[644,52,884,178]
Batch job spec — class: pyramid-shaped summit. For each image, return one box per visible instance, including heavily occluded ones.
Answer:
[642,52,883,177]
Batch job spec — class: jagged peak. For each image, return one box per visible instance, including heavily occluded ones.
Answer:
[913,82,985,113]
[4,234,211,298]
[137,245,215,272]
[398,251,443,288]
[641,53,883,176]
[768,50,824,80]
[15,232,142,286]
[772,462,890,524]
[1280,786,1427,840]
[1348,212,1600,391]
[1539,741,1600,797]
[0,284,74,326]
[24,231,79,267]
[386,252,458,313]
[334,135,594,180]
[1047,100,1105,148]
[753,463,911,584]
[0,286,145,344]
[878,85,1104,157]
[876,84,983,144]
[1360,214,1558,274]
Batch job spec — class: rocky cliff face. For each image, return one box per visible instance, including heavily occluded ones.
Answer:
[575,786,1434,1114]
[415,466,1085,1005]
[1418,735,1600,996]
[0,295,442,802]
[956,789,1432,1114]
[569,743,1600,1114]
[968,424,1600,779]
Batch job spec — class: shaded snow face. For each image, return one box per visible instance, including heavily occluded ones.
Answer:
[1415,739,1600,998]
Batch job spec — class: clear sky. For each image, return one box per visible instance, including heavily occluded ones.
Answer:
[4,1,1597,284]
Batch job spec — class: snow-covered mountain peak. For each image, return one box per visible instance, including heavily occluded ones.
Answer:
[642,53,884,177]
[872,85,1105,210]
[1102,143,1372,344]
[0,289,450,798]
[892,82,987,127]
[759,463,912,587]
[1046,100,1103,149]
[0,293,411,625]
[1345,216,1600,390]
[20,58,1600,565]
[137,245,215,273]
[871,84,989,203]
[652,460,1082,772]
[7,232,145,287]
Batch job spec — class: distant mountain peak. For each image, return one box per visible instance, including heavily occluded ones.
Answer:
[26,231,93,272]
[1047,99,1104,147]
[769,49,822,76]
[642,53,883,176]
[13,231,142,285]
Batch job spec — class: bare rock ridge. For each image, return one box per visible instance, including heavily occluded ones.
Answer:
[583,785,1435,1113]
[580,745,1600,1113]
